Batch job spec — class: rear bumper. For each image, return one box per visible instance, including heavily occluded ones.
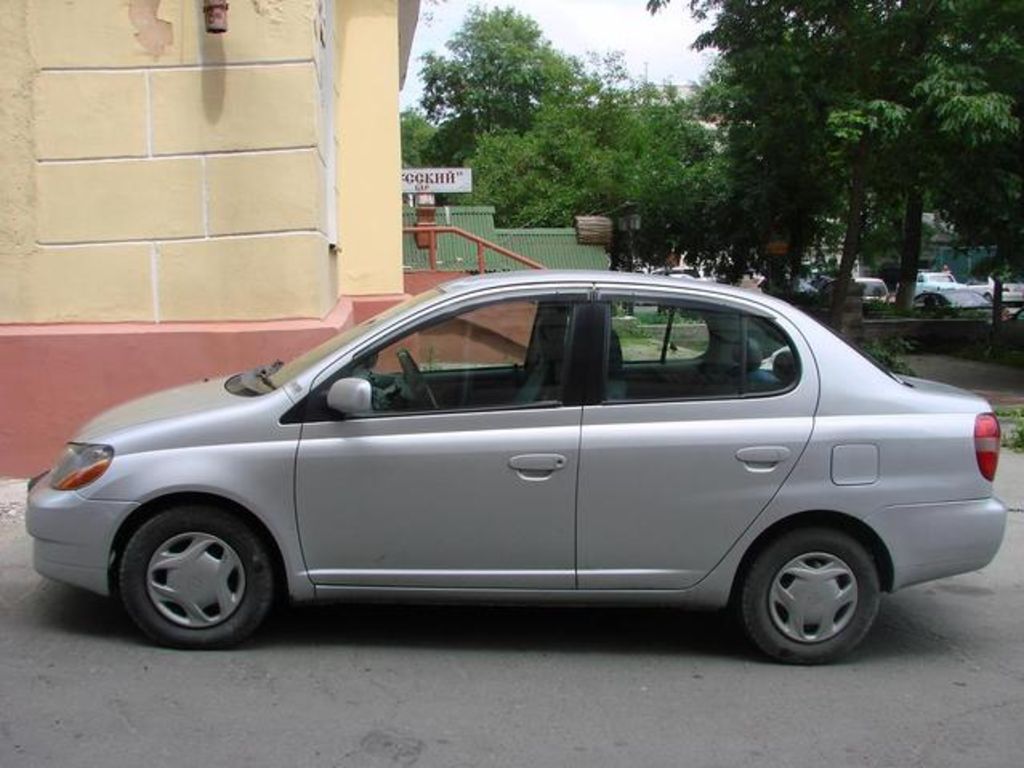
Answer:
[26,482,137,597]
[868,496,1007,590]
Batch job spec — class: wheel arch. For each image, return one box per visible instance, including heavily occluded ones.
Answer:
[108,491,289,603]
[729,510,895,606]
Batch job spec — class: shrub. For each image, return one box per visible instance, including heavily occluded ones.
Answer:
[1000,409,1024,453]
[858,338,916,376]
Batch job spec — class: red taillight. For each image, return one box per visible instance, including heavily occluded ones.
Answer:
[974,413,1000,481]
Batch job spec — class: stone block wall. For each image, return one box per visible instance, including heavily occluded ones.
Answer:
[2,0,336,323]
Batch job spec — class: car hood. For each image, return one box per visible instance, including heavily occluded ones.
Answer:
[76,377,237,443]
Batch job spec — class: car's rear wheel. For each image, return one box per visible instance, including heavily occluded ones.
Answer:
[738,528,880,664]
[119,505,275,649]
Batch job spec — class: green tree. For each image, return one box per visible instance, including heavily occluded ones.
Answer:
[464,55,632,227]
[466,63,722,269]
[927,1,1024,332]
[650,0,1022,327]
[400,109,436,167]
[414,7,726,270]
[419,6,582,165]
[688,44,840,287]
[871,1,1022,309]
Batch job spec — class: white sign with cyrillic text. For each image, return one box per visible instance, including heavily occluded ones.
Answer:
[401,168,473,194]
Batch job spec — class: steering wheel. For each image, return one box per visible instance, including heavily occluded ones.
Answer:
[396,348,439,409]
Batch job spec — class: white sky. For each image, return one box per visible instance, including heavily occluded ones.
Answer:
[400,0,715,110]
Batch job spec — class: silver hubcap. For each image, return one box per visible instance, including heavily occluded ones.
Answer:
[769,551,858,643]
[146,532,245,628]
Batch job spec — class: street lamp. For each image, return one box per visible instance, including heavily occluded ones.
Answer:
[617,202,641,272]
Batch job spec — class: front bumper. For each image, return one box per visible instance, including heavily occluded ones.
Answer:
[26,481,138,597]
[868,496,1008,590]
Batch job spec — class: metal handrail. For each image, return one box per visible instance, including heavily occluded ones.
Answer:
[403,225,546,272]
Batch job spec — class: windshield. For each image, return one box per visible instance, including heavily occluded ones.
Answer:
[268,289,442,387]
[861,281,887,297]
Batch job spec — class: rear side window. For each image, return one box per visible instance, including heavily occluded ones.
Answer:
[603,298,799,402]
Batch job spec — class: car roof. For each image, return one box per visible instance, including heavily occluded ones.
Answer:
[439,269,750,301]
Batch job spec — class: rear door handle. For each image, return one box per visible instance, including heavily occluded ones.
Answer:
[736,446,791,471]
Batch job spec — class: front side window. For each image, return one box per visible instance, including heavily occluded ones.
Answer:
[604,298,798,402]
[269,289,441,388]
[309,298,576,418]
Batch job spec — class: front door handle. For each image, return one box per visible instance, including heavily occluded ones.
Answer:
[736,446,791,472]
[508,454,567,480]
[509,454,567,472]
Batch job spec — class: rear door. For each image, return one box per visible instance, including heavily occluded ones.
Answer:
[577,290,818,589]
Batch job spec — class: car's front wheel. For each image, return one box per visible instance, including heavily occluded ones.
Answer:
[119,505,276,649]
[738,527,880,664]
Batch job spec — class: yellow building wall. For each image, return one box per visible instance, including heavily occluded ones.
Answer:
[0,2,35,285]
[0,0,410,324]
[336,0,405,297]
[1,0,338,324]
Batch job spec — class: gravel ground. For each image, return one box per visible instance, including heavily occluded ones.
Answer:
[0,478,27,526]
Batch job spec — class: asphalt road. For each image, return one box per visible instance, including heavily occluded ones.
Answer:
[1,457,1023,768]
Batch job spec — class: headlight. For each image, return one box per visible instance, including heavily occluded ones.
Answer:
[49,443,114,491]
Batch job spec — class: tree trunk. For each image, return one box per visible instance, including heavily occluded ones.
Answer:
[895,190,924,311]
[992,275,1004,346]
[787,214,806,290]
[992,231,1012,347]
[829,138,869,328]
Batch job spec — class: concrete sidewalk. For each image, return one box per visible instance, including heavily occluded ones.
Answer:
[995,449,1024,513]
[906,354,1024,408]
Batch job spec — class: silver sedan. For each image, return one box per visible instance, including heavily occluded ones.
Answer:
[26,271,1007,663]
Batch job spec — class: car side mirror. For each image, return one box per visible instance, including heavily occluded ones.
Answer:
[326,377,372,416]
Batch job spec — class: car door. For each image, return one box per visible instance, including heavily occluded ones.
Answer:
[577,290,818,590]
[294,291,587,590]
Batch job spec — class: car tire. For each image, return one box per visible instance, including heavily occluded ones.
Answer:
[119,505,276,649]
[737,527,880,665]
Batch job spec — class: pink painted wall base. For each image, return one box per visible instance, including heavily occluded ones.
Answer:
[402,270,468,296]
[0,276,468,477]
[0,299,354,477]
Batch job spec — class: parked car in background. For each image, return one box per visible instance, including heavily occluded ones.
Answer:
[26,271,1006,664]
[653,266,718,282]
[964,276,1024,306]
[914,289,993,313]
[820,277,890,303]
[855,277,890,303]
[915,271,963,296]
